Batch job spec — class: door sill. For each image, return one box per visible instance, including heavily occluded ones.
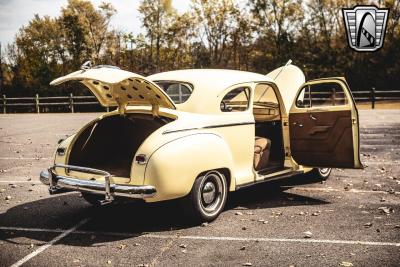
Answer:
[236,168,303,190]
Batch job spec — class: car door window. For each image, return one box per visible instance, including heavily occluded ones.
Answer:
[220,87,250,112]
[296,82,348,108]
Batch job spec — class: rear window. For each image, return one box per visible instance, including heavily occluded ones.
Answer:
[154,81,193,104]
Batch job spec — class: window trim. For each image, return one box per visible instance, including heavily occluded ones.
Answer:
[295,81,350,109]
[220,86,251,113]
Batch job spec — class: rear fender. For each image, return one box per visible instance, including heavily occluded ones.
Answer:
[144,133,235,202]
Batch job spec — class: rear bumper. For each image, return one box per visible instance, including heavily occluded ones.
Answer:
[39,164,156,201]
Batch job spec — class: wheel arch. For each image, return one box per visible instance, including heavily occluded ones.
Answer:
[143,133,235,202]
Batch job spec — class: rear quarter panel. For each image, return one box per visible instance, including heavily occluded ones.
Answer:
[143,133,235,202]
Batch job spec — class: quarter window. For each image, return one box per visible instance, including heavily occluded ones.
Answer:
[220,87,250,112]
[296,82,348,108]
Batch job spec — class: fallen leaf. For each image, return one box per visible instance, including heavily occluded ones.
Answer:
[339,261,353,267]
[5,195,11,200]
[117,244,126,250]
[235,211,243,216]
[364,222,373,228]
[179,244,187,248]
[107,260,111,264]
[201,222,208,227]
[303,231,313,238]
[242,263,252,266]
[240,246,246,250]
[242,227,247,230]
[378,207,394,214]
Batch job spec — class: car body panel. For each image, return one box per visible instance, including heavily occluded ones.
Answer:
[44,66,361,203]
[289,77,362,169]
[50,67,176,111]
[266,65,306,113]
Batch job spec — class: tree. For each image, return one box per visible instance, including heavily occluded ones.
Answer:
[192,0,240,67]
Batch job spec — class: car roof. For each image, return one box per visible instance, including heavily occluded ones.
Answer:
[148,69,274,114]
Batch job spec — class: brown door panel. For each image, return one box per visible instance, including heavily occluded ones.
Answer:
[289,110,354,168]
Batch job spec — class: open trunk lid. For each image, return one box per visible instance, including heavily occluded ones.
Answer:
[266,63,305,113]
[50,66,176,114]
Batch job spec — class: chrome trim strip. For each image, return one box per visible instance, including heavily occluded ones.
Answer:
[163,121,255,134]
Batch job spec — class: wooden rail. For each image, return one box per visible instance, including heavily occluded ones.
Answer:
[0,89,399,113]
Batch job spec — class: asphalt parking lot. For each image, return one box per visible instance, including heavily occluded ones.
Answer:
[0,109,399,267]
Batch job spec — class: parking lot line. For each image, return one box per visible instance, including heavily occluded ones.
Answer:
[8,218,90,267]
[1,226,399,247]
[290,187,395,194]
[0,180,41,184]
[0,157,50,160]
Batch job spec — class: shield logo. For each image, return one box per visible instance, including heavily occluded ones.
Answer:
[342,5,389,52]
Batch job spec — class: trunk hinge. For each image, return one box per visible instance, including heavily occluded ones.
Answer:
[151,103,160,117]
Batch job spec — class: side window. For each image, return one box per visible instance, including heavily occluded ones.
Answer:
[296,82,348,108]
[220,87,250,112]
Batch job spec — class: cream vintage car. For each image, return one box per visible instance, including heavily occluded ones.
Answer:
[40,62,362,222]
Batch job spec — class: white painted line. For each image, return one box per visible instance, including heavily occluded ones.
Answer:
[0,180,41,184]
[1,226,399,247]
[0,157,50,160]
[8,218,89,267]
[291,187,396,194]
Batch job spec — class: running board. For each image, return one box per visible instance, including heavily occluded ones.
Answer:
[236,169,304,190]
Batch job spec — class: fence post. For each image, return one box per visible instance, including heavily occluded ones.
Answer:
[371,87,375,109]
[70,93,74,113]
[2,94,6,114]
[35,94,40,113]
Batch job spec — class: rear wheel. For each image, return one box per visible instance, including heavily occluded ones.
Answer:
[310,168,332,181]
[183,170,228,223]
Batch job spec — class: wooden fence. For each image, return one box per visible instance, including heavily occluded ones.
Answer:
[0,89,399,113]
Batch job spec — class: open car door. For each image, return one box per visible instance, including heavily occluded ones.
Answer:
[288,78,362,169]
[50,66,176,115]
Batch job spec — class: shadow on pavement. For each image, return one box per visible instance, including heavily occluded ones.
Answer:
[0,177,329,247]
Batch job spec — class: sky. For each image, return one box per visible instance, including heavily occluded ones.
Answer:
[0,0,191,46]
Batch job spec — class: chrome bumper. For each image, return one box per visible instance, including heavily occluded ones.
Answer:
[39,164,156,201]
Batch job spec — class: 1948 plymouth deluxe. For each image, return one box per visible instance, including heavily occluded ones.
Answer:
[40,61,362,222]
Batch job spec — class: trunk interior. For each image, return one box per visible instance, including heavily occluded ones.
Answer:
[68,114,173,177]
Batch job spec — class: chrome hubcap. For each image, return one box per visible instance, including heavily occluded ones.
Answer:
[318,168,331,176]
[199,172,225,214]
[202,182,216,204]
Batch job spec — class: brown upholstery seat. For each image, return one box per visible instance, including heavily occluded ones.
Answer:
[254,137,271,171]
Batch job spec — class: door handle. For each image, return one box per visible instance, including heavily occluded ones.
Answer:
[310,114,317,120]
